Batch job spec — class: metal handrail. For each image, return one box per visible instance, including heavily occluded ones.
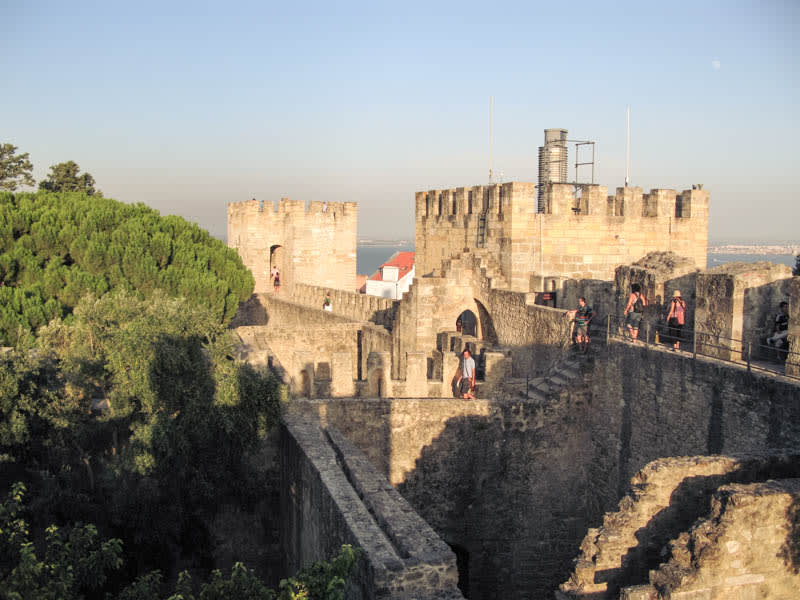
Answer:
[605,314,799,381]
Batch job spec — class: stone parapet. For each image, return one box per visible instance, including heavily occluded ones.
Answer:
[281,414,463,599]
[292,284,398,330]
[695,262,793,361]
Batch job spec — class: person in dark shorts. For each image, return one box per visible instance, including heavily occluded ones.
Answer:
[766,301,789,357]
[567,297,593,352]
[666,289,686,351]
[457,348,476,399]
[273,269,281,293]
[624,284,646,341]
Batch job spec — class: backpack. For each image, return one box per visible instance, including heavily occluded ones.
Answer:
[633,293,644,313]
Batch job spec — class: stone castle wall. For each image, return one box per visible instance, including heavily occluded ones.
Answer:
[236,294,391,397]
[289,390,595,600]
[414,182,709,292]
[390,250,571,381]
[695,261,794,360]
[227,198,357,293]
[292,283,398,330]
[588,340,800,513]
[286,338,800,599]
[281,415,462,599]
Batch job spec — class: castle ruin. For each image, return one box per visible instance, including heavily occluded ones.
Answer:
[227,137,799,599]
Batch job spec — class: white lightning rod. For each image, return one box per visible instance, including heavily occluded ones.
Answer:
[489,96,494,184]
[625,105,630,187]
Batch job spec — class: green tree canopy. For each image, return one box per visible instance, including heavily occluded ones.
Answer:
[0,483,359,600]
[0,190,254,344]
[0,291,286,594]
[38,160,99,195]
[0,143,35,191]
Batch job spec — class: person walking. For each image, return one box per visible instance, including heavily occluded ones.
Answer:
[624,284,646,341]
[567,296,594,353]
[666,290,687,351]
[457,348,476,400]
[273,269,281,293]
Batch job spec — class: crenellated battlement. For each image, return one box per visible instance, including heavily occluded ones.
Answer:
[415,180,709,291]
[415,182,536,221]
[227,197,358,218]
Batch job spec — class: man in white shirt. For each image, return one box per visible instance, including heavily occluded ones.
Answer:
[458,348,476,399]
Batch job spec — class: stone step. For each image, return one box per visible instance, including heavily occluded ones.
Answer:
[555,367,581,381]
[526,390,548,402]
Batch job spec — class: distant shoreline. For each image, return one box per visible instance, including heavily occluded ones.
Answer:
[357,239,413,247]
[708,244,799,255]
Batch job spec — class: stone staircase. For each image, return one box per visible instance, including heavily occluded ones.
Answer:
[502,353,586,403]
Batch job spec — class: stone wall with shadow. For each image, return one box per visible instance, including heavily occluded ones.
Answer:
[281,414,463,599]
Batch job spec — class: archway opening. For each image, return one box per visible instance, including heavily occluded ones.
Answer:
[474,299,498,346]
[456,310,477,337]
[269,244,285,289]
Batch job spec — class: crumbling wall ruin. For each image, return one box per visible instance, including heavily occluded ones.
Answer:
[558,454,800,599]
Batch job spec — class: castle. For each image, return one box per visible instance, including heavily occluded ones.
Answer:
[226,141,799,599]
[415,182,708,294]
[227,198,357,293]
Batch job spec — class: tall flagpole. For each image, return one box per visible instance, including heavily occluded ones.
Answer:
[625,106,630,187]
[489,96,494,184]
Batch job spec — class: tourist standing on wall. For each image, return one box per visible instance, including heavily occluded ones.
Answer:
[624,284,646,341]
[666,290,687,351]
[766,301,790,353]
[458,348,476,400]
[270,265,278,289]
[567,297,593,353]
[323,293,332,312]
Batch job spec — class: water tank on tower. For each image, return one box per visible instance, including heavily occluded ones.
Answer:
[537,128,568,212]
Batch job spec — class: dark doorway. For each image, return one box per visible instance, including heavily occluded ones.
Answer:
[449,543,470,598]
[457,310,477,337]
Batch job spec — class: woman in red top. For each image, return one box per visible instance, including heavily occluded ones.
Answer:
[666,290,687,351]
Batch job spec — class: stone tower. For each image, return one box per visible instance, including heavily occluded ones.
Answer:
[227,198,357,293]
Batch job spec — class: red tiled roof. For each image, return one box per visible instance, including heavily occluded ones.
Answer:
[368,251,415,281]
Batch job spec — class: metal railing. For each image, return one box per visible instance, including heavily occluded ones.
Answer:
[605,314,799,381]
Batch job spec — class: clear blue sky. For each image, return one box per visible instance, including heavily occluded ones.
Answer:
[3,1,797,242]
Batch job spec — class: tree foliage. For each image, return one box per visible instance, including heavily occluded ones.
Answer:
[0,484,360,599]
[1,291,279,567]
[0,144,35,191]
[38,161,99,195]
[0,190,254,344]
[0,187,356,597]
[0,291,311,596]
[794,254,799,276]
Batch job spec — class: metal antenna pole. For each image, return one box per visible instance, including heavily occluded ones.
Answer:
[625,106,630,187]
[489,96,494,184]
